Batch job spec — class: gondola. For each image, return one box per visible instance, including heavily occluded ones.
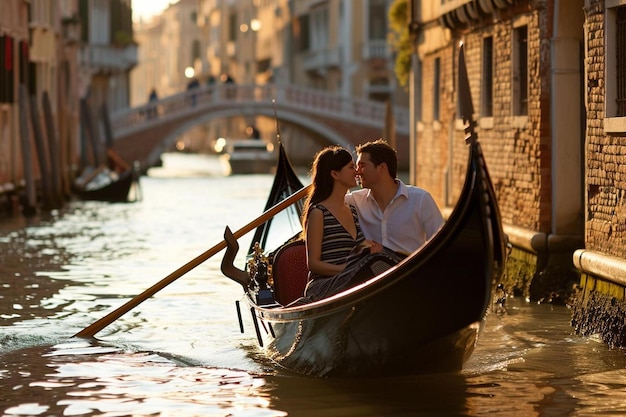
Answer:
[72,150,140,203]
[220,46,506,377]
[72,166,138,202]
[73,100,140,203]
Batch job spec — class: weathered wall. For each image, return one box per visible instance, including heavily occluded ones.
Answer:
[416,6,551,233]
[414,1,588,300]
[585,1,626,258]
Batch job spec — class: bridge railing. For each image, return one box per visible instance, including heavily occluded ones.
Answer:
[112,84,410,137]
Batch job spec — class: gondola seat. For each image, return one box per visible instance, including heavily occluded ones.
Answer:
[272,240,308,306]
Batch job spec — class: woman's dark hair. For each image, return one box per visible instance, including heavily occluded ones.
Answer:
[356,138,398,178]
[301,146,353,230]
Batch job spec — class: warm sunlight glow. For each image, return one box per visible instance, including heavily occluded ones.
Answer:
[132,0,178,22]
[214,138,227,153]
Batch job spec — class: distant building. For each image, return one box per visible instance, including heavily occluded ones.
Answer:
[140,1,407,109]
[0,0,82,209]
[289,0,404,105]
[194,0,407,155]
[131,0,201,101]
[131,0,214,152]
[0,0,138,214]
[79,0,137,113]
[130,17,163,107]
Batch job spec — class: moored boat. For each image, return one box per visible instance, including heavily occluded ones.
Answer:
[72,149,140,203]
[73,166,137,202]
[215,138,276,175]
[219,46,507,377]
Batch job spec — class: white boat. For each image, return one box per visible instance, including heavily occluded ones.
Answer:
[215,138,276,175]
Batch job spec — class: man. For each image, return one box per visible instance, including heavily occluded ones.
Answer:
[345,138,444,255]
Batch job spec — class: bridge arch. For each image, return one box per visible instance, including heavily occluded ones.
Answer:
[111,84,409,169]
[145,107,354,168]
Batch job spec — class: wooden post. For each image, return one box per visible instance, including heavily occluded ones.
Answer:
[42,91,65,203]
[18,85,37,215]
[100,101,114,150]
[30,94,56,209]
[80,98,99,166]
[60,96,73,196]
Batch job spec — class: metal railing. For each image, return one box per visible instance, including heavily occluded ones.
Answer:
[111,83,410,137]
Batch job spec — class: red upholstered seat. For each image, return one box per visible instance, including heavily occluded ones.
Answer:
[272,240,309,306]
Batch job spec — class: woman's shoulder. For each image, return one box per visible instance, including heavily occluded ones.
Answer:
[307,204,328,219]
[310,203,327,212]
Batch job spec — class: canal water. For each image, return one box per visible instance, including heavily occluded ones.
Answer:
[2,152,626,417]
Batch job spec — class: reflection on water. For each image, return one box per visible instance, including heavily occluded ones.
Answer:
[148,152,229,178]
[2,153,626,416]
[2,340,274,417]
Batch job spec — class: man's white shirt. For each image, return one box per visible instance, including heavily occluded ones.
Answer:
[345,180,444,255]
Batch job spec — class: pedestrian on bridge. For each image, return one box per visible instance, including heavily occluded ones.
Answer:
[147,88,158,119]
[187,78,200,107]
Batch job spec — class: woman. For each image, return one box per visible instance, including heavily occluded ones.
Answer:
[302,146,382,301]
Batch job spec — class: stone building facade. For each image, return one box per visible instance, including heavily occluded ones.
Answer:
[411,0,626,346]
[411,0,585,301]
[0,0,137,216]
[0,0,82,213]
[571,0,626,347]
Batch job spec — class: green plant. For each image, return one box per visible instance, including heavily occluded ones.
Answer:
[388,0,411,89]
[113,30,134,46]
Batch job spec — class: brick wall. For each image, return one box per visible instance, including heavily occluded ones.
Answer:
[416,4,551,233]
[416,48,454,204]
[585,1,626,257]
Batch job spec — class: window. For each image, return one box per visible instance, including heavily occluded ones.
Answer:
[229,13,237,42]
[482,36,494,117]
[616,6,626,117]
[434,57,441,121]
[257,58,271,73]
[605,3,626,128]
[0,35,15,103]
[191,39,200,62]
[513,25,528,116]
[369,0,387,40]
[32,0,55,26]
[293,14,310,52]
[310,6,329,51]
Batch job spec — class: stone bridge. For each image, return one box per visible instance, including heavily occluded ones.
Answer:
[109,83,410,170]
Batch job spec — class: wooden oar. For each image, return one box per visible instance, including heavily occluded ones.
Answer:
[74,184,310,338]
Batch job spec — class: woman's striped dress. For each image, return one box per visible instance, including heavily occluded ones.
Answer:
[304,204,364,300]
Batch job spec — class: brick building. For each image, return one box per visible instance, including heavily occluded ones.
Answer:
[571,0,626,347]
[410,0,626,345]
[0,0,82,213]
[409,0,587,300]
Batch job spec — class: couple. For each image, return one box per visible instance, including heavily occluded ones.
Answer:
[302,138,444,302]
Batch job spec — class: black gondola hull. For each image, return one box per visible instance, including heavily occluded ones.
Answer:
[240,140,504,377]
[73,169,137,202]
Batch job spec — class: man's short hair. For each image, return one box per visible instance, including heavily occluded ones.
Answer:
[356,138,398,178]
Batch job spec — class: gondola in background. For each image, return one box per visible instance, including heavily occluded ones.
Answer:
[72,99,140,203]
